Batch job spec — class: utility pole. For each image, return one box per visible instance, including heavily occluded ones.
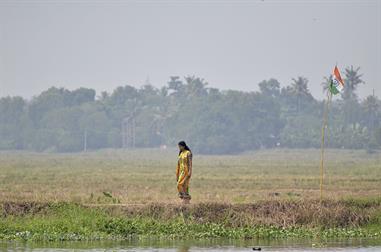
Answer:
[122,98,138,149]
[372,89,376,132]
[132,116,136,148]
[122,116,135,149]
[83,129,87,152]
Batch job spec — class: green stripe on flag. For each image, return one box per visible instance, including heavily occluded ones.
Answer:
[329,79,340,95]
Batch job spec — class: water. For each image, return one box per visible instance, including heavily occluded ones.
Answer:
[1,238,381,252]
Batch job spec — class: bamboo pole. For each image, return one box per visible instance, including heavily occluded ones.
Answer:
[320,91,332,202]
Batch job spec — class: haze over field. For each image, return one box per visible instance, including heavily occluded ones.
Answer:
[1,2,381,247]
[0,0,380,99]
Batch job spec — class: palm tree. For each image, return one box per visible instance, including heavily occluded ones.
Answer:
[340,66,364,127]
[290,76,311,113]
[342,66,364,101]
[362,94,380,131]
[321,74,332,97]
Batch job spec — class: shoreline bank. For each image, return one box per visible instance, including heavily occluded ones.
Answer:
[1,198,380,241]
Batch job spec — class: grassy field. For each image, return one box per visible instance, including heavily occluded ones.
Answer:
[0,148,380,204]
[1,148,381,241]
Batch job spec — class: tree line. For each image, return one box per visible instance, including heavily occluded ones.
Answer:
[1,66,380,154]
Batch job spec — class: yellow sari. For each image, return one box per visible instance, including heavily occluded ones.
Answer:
[176,149,192,199]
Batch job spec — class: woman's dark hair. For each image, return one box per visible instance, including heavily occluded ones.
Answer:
[178,141,191,155]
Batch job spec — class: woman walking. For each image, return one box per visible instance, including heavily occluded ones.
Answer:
[176,141,192,204]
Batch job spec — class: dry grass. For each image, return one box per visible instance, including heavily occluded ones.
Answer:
[0,148,380,204]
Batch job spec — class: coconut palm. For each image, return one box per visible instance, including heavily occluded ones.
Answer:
[321,74,332,96]
[362,94,380,131]
[290,76,312,113]
[342,66,364,101]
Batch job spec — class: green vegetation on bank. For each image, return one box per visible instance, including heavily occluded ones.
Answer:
[1,200,381,241]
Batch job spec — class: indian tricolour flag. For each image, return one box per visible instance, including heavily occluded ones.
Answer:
[329,66,344,95]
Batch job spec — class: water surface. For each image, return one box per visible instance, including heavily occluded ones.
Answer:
[1,238,381,251]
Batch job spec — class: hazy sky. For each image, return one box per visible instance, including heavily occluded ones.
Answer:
[0,0,380,100]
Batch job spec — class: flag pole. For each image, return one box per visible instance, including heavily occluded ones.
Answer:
[320,64,343,201]
[320,90,332,202]
[320,64,335,202]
